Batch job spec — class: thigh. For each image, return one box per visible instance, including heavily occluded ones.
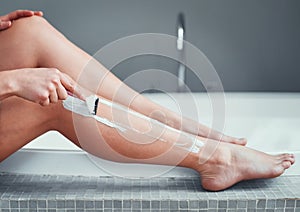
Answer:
[0,18,39,71]
[0,97,59,161]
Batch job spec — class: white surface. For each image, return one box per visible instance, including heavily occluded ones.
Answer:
[0,92,299,176]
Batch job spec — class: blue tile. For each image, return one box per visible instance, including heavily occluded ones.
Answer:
[57,200,66,208]
[95,200,103,209]
[266,199,276,209]
[104,200,113,208]
[198,200,208,209]
[132,200,141,209]
[0,173,299,212]
[228,200,237,209]
[257,200,266,208]
[29,200,37,209]
[297,199,300,208]
[286,200,295,208]
[247,200,256,209]
[275,199,285,208]
[170,200,178,210]
[208,200,218,208]
[160,200,169,209]
[85,201,95,209]
[9,200,19,208]
[218,200,227,208]
[237,200,247,208]
[179,200,188,209]
[47,200,56,208]
[37,200,46,208]
[189,200,199,209]
[66,200,75,208]
[113,200,122,208]
[19,200,29,208]
[142,200,150,209]
[151,200,160,209]
[122,200,131,208]
[76,200,84,209]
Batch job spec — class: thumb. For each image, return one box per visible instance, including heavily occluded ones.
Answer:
[0,20,11,30]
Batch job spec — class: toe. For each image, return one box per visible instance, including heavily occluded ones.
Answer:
[236,138,247,146]
[229,138,247,146]
[280,153,295,165]
[288,154,295,165]
[281,160,292,169]
[220,134,247,146]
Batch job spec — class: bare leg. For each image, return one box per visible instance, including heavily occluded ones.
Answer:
[0,16,294,191]
[0,16,245,145]
[0,96,294,191]
[0,97,66,161]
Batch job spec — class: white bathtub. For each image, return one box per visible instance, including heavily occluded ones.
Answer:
[0,92,299,177]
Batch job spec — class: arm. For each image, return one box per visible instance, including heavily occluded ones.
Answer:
[0,68,84,105]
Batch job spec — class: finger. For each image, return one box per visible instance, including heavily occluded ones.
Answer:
[49,90,58,104]
[5,10,34,21]
[56,83,68,100]
[60,73,85,100]
[0,20,11,30]
[72,85,86,100]
[40,98,50,106]
[33,11,43,17]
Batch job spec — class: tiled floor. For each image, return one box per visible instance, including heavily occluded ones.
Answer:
[0,173,299,211]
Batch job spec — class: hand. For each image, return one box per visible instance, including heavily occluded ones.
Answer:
[12,68,85,106]
[0,10,43,31]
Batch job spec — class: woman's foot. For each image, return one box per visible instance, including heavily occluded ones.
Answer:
[195,141,295,191]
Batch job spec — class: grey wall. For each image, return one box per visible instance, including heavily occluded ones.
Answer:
[1,0,299,92]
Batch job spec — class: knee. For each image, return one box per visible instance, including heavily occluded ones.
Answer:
[10,16,49,36]
[0,16,51,69]
[0,16,50,48]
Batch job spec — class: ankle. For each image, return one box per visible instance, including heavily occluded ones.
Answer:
[197,141,233,171]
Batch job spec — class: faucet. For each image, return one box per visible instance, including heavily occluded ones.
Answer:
[176,12,186,92]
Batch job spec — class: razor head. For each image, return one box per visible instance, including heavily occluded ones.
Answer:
[86,95,99,115]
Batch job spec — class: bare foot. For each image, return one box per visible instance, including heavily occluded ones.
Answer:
[196,141,295,191]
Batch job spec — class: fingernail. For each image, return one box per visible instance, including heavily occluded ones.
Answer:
[67,91,75,97]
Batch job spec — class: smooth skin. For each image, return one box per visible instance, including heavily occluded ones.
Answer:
[0,10,43,30]
[0,13,294,191]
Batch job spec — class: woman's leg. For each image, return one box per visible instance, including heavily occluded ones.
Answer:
[0,97,64,161]
[0,95,294,191]
[0,16,294,191]
[0,16,245,145]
